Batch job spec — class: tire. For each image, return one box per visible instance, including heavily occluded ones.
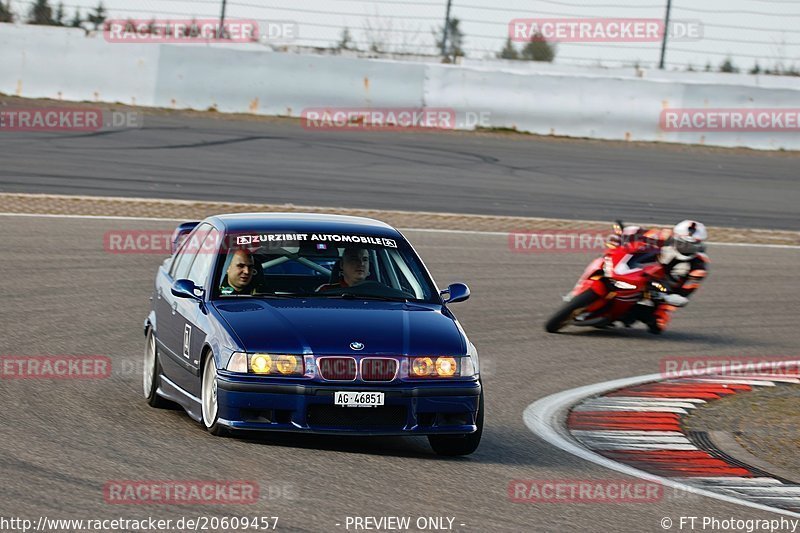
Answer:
[428,388,484,457]
[143,328,171,408]
[201,353,228,436]
[544,290,601,333]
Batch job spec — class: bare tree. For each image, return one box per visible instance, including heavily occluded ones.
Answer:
[69,9,82,28]
[363,15,391,54]
[521,32,556,62]
[28,0,55,25]
[54,2,65,25]
[0,1,14,23]
[87,1,106,31]
[435,17,464,60]
[498,38,519,60]
[719,57,739,73]
[336,27,354,51]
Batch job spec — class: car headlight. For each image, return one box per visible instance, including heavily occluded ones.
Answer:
[464,342,479,377]
[411,356,434,376]
[251,353,273,374]
[226,352,248,373]
[226,352,304,376]
[409,356,475,378]
[275,354,303,375]
[435,357,458,377]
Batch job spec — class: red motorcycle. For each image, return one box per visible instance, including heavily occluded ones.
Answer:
[545,222,688,333]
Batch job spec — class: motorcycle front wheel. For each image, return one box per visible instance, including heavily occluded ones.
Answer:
[544,290,601,333]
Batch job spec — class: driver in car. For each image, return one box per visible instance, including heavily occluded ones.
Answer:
[220,248,257,295]
[316,247,370,291]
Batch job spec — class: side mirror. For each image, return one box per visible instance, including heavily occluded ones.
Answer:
[440,283,470,304]
[172,279,204,301]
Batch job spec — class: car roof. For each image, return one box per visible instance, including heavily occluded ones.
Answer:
[207,212,403,239]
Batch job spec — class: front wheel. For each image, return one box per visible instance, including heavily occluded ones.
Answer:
[201,354,228,436]
[544,290,601,333]
[428,388,484,456]
[143,328,171,408]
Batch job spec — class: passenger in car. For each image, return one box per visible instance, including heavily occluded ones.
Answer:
[316,247,370,291]
[220,249,257,295]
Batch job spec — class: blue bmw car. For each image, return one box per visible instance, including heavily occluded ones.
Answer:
[143,213,483,455]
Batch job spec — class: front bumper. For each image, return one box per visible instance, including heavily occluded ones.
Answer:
[215,373,482,435]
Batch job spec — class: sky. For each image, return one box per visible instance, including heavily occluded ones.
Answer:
[7,0,800,71]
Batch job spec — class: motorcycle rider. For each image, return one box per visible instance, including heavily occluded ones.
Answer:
[609,220,709,333]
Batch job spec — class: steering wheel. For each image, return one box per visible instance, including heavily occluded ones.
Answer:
[327,281,414,300]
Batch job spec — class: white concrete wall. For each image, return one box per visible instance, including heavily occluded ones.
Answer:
[2,23,798,150]
[152,46,427,114]
[1,24,161,105]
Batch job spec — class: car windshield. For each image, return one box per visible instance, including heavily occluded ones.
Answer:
[213,231,439,303]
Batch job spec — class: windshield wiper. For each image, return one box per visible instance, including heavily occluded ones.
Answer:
[252,292,302,299]
[318,293,410,302]
[219,293,299,299]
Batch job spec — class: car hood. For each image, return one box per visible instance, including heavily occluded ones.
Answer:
[212,299,466,356]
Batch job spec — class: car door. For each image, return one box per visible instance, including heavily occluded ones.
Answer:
[173,226,221,396]
[157,224,211,391]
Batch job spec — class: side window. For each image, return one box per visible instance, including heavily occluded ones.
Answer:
[170,224,211,280]
[187,228,220,288]
[386,248,427,299]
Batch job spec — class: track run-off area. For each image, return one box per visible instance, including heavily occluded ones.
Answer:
[0,103,799,231]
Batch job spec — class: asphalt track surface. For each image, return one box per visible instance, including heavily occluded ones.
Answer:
[1,112,799,230]
[1,215,798,532]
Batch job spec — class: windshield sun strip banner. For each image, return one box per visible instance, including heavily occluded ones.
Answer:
[232,233,398,248]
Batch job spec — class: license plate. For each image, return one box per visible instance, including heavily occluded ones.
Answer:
[334,391,384,407]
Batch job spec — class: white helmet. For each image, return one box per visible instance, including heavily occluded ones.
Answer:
[672,220,707,259]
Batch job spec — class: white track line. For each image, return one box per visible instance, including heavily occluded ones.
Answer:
[0,212,187,223]
[577,399,702,408]
[405,228,800,249]
[523,369,800,518]
[685,478,785,486]
[677,378,778,386]
[572,430,686,437]
[572,404,690,413]
[0,213,798,249]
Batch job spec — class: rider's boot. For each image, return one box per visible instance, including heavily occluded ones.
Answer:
[647,304,675,334]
